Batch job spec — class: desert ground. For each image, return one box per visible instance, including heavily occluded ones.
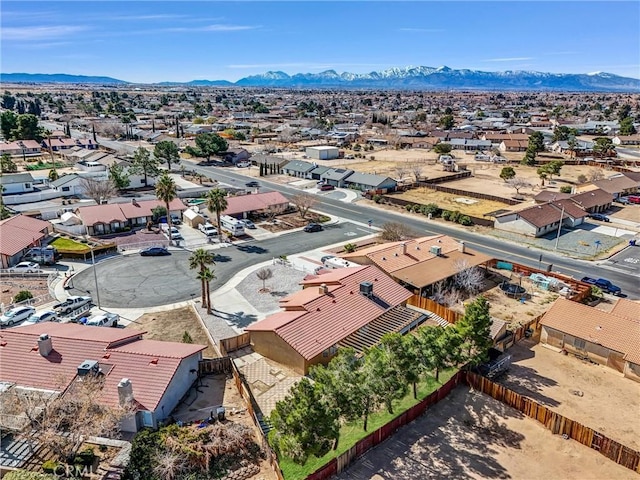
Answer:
[126,305,218,358]
[499,340,640,450]
[336,385,636,480]
[0,277,52,308]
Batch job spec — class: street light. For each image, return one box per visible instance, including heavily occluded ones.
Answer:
[90,246,101,309]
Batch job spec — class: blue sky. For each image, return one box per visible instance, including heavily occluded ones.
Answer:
[2,1,639,83]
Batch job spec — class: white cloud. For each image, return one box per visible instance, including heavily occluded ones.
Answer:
[2,25,88,41]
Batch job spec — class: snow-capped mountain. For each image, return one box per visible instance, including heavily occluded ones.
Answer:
[2,67,639,91]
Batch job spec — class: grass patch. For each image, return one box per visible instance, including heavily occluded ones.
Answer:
[50,237,91,253]
[278,368,458,479]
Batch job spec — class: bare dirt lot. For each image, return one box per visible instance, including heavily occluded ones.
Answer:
[500,340,640,450]
[126,305,218,358]
[395,187,511,217]
[0,277,51,307]
[337,385,636,480]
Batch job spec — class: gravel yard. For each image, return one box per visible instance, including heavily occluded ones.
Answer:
[235,263,307,315]
[337,385,637,480]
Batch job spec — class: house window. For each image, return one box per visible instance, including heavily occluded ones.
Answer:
[573,338,586,350]
[141,410,154,427]
[62,186,70,192]
[24,183,31,189]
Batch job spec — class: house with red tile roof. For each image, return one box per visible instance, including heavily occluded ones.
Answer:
[340,235,492,297]
[75,198,187,235]
[246,265,421,374]
[494,201,586,237]
[223,191,289,218]
[540,298,640,382]
[0,215,52,268]
[0,323,206,431]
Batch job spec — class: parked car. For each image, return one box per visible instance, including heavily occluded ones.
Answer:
[588,213,610,222]
[0,306,36,327]
[53,296,92,315]
[85,312,119,327]
[304,223,323,233]
[580,277,622,295]
[245,181,260,188]
[628,195,640,204]
[615,197,630,205]
[167,226,182,240]
[140,246,170,256]
[8,262,41,273]
[319,184,335,191]
[199,223,218,237]
[236,161,251,168]
[320,255,336,263]
[241,219,256,229]
[21,310,58,326]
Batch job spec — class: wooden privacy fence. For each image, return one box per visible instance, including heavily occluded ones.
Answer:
[219,332,251,356]
[198,357,232,375]
[306,371,464,480]
[465,371,640,474]
[407,295,462,324]
[419,183,522,205]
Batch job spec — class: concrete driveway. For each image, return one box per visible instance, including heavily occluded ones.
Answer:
[69,221,371,308]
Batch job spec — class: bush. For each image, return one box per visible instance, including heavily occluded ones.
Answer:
[404,204,414,212]
[458,215,473,226]
[14,290,33,303]
[441,210,451,221]
[421,203,441,217]
[560,186,572,193]
[42,460,59,473]
[372,194,382,204]
[343,243,357,253]
[73,447,96,466]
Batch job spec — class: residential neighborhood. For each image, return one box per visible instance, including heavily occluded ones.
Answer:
[1,81,639,480]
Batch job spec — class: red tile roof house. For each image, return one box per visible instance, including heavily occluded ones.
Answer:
[222,191,289,219]
[75,198,187,235]
[0,215,52,268]
[494,201,586,237]
[340,235,493,297]
[540,298,640,382]
[246,265,425,374]
[0,323,206,432]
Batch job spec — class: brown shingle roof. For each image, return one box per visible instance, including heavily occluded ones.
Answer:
[540,298,640,364]
[593,176,638,194]
[502,203,567,228]
[570,189,613,209]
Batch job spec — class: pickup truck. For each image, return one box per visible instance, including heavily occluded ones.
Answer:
[84,312,119,327]
[53,295,92,314]
[580,277,622,295]
[198,223,218,237]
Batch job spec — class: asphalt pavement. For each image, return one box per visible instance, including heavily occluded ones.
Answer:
[69,221,372,307]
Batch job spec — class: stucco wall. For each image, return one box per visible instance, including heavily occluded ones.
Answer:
[250,331,305,374]
[155,353,202,421]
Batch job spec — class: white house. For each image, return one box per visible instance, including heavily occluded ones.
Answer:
[0,173,35,195]
[49,173,86,196]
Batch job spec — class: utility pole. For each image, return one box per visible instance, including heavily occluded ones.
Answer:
[554,204,565,250]
[90,247,101,309]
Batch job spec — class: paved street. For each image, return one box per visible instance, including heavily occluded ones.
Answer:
[69,221,371,307]
[607,246,640,275]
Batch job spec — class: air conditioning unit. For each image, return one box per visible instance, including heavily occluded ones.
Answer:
[77,360,100,377]
[360,281,373,297]
[430,246,442,256]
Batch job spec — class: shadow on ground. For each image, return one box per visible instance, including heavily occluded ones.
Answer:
[212,308,257,329]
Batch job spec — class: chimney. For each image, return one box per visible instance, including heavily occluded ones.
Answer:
[118,378,134,406]
[319,283,328,295]
[458,241,466,253]
[402,243,407,255]
[38,334,52,357]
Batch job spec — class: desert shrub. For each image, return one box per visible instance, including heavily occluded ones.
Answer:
[14,290,33,303]
[372,194,382,204]
[6,472,56,480]
[343,243,357,253]
[560,185,572,193]
[404,204,414,212]
[458,215,473,226]
[73,447,96,466]
[42,460,60,473]
[441,210,452,221]
[421,203,441,217]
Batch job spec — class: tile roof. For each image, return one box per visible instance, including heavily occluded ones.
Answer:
[76,199,187,225]
[609,299,640,323]
[540,298,640,364]
[247,265,412,360]
[223,192,289,216]
[0,323,206,411]
[0,214,51,233]
[0,215,51,256]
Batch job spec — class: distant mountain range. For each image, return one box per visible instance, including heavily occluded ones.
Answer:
[2,67,639,91]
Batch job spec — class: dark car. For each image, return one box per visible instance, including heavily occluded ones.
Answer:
[140,246,170,256]
[588,213,610,222]
[319,184,335,191]
[245,181,260,188]
[304,223,323,233]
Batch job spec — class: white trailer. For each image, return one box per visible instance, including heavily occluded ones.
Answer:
[220,215,245,236]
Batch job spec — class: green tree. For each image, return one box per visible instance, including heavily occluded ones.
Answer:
[198,267,216,314]
[439,114,455,130]
[1,153,17,173]
[521,146,537,166]
[499,166,516,181]
[593,137,615,158]
[155,171,178,238]
[552,126,577,142]
[455,296,493,365]
[109,163,130,190]
[617,103,632,122]
[0,110,18,140]
[153,140,180,171]
[537,166,548,186]
[433,143,452,155]
[188,248,215,308]
[129,147,160,186]
[14,290,33,303]
[545,160,564,180]
[205,188,228,242]
[13,114,44,141]
[195,132,228,162]
[619,117,637,136]
[362,342,407,415]
[528,131,545,153]
[181,331,193,343]
[270,378,340,465]
[418,326,462,382]
[47,169,58,181]
[380,333,422,399]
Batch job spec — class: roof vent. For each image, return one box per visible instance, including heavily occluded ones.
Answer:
[381,256,386,261]
[38,334,53,357]
[319,283,328,295]
[77,360,100,376]
[394,253,398,257]
[360,281,373,298]
[430,245,442,256]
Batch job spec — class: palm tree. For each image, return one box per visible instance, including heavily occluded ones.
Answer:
[205,188,228,243]
[155,171,178,238]
[189,249,215,307]
[199,267,216,314]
